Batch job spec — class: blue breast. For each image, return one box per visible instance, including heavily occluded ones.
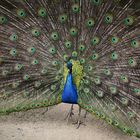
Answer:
[62,73,78,104]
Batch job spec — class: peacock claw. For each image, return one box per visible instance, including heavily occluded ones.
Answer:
[64,111,74,121]
[73,120,86,129]
[64,104,74,121]
[72,106,86,128]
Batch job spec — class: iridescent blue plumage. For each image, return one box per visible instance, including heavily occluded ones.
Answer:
[62,73,78,104]
[62,62,78,104]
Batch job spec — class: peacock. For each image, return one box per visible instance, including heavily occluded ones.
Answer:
[0,0,140,138]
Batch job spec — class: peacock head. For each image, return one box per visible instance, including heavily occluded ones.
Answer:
[66,61,73,73]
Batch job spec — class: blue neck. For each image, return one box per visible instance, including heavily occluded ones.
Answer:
[62,73,78,104]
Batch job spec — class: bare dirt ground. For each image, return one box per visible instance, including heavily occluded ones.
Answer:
[0,103,138,140]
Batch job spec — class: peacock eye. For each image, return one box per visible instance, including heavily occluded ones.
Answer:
[85,18,95,28]
[80,58,85,64]
[34,81,41,88]
[69,27,78,37]
[94,77,101,85]
[10,48,17,56]
[23,74,30,81]
[63,54,69,62]
[51,31,60,41]
[78,44,86,52]
[12,81,20,89]
[88,65,93,71]
[134,88,139,93]
[31,28,41,37]
[84,88,90,93]
[91,36,100,46]
[104,13,113,24]
[131,130,137,136]
[0,15,7,24]
[103,69,111,76]
[49,47,56,55]
[17,9,26,18]
[32,59,39,65]
[92,52,99,60]
[107,118,113,124]
[133,88,140,97]
[111,36,119,44]
[124,16,134,26]
[91,0,102,5]
[121,98,129,106]
[120,75,129,83]
[9,33,18,41]
[129,59,133,64]
[72,51,78,58]
[111,52,118,60]
[115,121,119,125]
[58,14,67,24]
[72,4,80,13]
[22,91,30,98]
[110,104,117,111]
[50,85,57,91]
[64,41,72,49]
[131,40,139,48]
[15,64,22,71]
[96,90,104,98]
[38,8,47,17]
[52,60,59,66]
[27,47,36,55]
[110,86,117,95]
[41,67,48,75]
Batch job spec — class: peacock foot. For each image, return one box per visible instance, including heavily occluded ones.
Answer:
[72,107,87,128]
[64,104,74,122]
[73,119,86,129]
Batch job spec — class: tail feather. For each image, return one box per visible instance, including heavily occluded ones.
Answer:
[0,0,140,138]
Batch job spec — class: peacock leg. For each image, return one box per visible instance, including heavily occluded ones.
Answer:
[84,111,87,119]
[73,106,86,129]
[82,111,88,125]
[64,104,74,121]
